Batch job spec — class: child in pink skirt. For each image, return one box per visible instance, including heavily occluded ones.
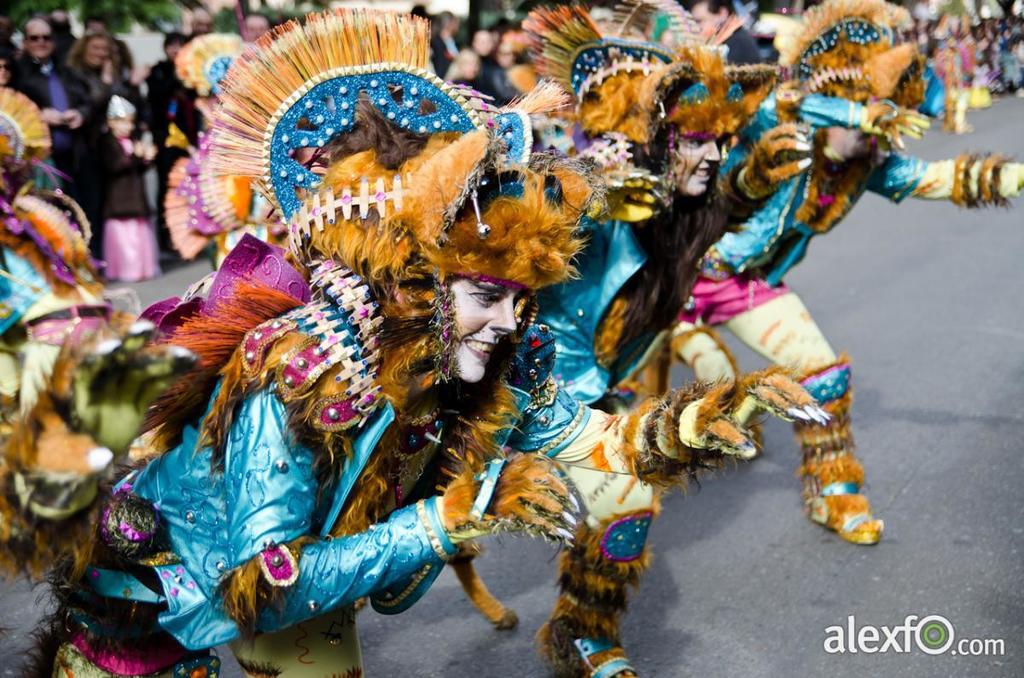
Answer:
[101,95,160,282]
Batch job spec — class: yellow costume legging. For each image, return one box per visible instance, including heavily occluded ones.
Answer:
[672,291,883,545]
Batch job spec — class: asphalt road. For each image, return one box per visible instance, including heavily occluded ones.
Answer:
[2,99,1023,677]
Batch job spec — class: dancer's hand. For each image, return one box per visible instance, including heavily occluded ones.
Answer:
[1005,162,1024,196]
[72,320,196,458]
[677,393,759,460]
[860,101,930,150]
[441,454,578,546]
[736,123,812,199]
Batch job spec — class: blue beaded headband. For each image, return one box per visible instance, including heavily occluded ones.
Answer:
[798,19,891,80]
[266,64,485,219]
[570,39,674,95]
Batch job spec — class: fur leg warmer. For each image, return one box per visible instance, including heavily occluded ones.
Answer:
[794,356,883,545]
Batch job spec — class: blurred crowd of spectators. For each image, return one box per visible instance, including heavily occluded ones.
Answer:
[0,3,1021,281]
[905,10,1024,94]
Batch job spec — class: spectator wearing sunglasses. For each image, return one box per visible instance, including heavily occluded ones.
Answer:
[0,46,15,88]
[15,17,90,198]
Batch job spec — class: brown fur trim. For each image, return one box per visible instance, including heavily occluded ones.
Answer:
[538,503,660,676]
[658,51,777,138]
[865,43,917,100]
[794,143,873,233]
[579,69,657,142]
[950,153,1012,208]
[404,149,593,290]
[218,535,314,637]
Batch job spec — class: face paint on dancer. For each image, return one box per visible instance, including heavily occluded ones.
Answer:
[451,277,519,383]
[671,134,722,196]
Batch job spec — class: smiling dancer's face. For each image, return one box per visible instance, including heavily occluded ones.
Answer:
[672,135,722,197]
[450,278,518,383]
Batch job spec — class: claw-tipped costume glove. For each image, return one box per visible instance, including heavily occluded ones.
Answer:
[441,454,578,544]
[859,100,930,150]
[735,123,813,200]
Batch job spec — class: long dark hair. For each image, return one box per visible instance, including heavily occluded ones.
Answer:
[617,188,729,348]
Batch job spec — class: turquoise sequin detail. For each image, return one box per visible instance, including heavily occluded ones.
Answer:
[599,512,652,562]
[570,39,673,94]
[269,71,477,217]
[800,363,851,405]
[680,82,710,104]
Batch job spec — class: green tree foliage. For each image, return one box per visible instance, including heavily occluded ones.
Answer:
[7,0,179,34]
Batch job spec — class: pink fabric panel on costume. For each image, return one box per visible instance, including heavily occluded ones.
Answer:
[678,274,789,325]
[102,217,161,282]
[71,630,186,675]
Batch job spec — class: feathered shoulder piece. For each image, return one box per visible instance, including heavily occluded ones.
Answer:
[175,33,244,96]
[0,88,50,164]
[164,132,270,260]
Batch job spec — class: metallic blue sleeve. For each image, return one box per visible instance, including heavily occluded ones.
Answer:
[866,153,928,203]
[921,65,945,118]
[798,94,864,130]
[737,92,861,147]
[509,384,590,458]
[223,388,319,560]
[258,498,454,631]
[136,388,452,649]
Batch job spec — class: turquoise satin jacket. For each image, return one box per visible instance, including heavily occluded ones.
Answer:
[711,92,930,286]
[116,322,588,651]
[536,217,656,405]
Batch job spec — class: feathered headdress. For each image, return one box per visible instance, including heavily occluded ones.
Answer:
[0,88,51,163]
[175,33,244,97]
[209,8,598,291]
[164,132,265,259]
[780,0,913,101]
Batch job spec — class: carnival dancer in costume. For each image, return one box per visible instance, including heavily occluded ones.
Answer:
[165,33,283,265]
[0,87,194,578]
[671,0,1024,547]
[0,87,108,421]
[22,10,807,676]
[933,17,974,134]
[410,4,825,676]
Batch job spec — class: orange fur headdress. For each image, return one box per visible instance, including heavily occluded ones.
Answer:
[525,2,776,143]
[209,8,598,291]
[780,0,913,102]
